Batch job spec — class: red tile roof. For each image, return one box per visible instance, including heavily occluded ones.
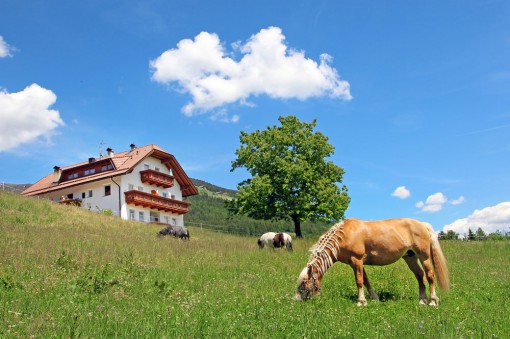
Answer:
[22,144,198,197]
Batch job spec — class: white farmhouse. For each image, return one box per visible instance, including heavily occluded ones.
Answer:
[22,144,198,227]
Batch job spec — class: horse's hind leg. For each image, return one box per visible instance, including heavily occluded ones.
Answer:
[403,255,428,305]
[419,256,439,306]
[363,268,379,301]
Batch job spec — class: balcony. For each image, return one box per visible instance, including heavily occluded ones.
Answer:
[124,190,190,215]
[140,169,174,188]
[59,198,82,207]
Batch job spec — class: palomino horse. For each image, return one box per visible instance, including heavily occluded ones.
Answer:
[295,218,449,306]
[258,232,293,251]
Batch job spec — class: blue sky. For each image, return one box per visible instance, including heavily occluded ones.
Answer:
[1,1,509,234]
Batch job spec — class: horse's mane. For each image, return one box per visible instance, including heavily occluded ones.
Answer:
[307,221,345,276]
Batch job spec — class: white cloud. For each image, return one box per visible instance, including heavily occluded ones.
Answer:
[443,202,510,235]
[210,109,240,123]
[450,195,465,205]
[0,35,13,58]
[0,84,64,152]
[416,192,466,213]
[392,186,411,199]
[416,192,447,213]
[150,26,351,116]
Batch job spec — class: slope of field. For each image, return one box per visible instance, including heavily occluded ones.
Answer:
[1,191,509,338]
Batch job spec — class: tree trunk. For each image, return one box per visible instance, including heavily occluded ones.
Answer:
[292,215,303,238]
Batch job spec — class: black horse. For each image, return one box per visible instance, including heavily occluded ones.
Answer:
[157,225,189,240]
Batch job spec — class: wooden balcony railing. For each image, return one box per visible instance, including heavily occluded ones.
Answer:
[124,190,190,215]
[59,198,82,207]
[140,169,174,188]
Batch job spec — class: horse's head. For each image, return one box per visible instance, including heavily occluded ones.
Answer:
[295,265,321,301]
[257,239,264,249]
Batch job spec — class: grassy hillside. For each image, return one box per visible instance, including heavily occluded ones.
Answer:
[1,191,509,338]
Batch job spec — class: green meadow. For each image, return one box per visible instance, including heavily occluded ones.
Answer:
[1,191,509,338]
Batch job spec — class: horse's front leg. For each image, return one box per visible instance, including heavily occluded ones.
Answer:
[351,259,367,306]
[363,268,379,301]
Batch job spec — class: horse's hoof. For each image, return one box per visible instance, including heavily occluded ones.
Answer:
[357,300,367,307]
[428,300,439,307]
[419,299,428,305]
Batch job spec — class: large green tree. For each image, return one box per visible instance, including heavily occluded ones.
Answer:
[227,115,350,238]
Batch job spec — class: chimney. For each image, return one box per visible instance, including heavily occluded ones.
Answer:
[106,147,114,156]
[130,143,136,150]
[88,157,96,163]
[53,166,62,183]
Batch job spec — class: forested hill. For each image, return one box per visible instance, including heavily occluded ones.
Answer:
[185,185,331,237]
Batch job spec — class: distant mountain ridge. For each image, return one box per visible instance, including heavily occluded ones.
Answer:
[189,178,237,197]
[1,183,31,193]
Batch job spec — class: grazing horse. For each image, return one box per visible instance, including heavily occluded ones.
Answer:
[157,225,174,237]
[157,225,189,240]
[295,218,449,306]
[258,232,293,251]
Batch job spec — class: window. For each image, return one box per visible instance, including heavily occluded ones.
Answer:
[155,167,160,172]
[85,169,95,175]
[67,193,73,199]
[144,164,150,170]
[138,211,144,222]
[128,184,134,191]
[150,211,160,223]
[105,185,111,196]
[171,218,177,226]
[129,210,135,220]
[101,164,113,171]
[82,192,86,199]
[171,195,175,200]
[88,190,93,198]
[162,192,168,198]
[137,186,144,192]
[101,165,107,171]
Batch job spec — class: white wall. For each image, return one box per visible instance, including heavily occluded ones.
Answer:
[40,178,121,215]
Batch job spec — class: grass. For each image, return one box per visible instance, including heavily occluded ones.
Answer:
[1,191,509,338]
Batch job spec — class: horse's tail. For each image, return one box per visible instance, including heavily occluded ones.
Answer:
[424,222,450,292]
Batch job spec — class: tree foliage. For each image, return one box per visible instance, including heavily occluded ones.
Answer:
[227,115,350,238]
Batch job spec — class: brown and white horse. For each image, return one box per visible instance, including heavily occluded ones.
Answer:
[295,218,449,306]
[258,232,293,251]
